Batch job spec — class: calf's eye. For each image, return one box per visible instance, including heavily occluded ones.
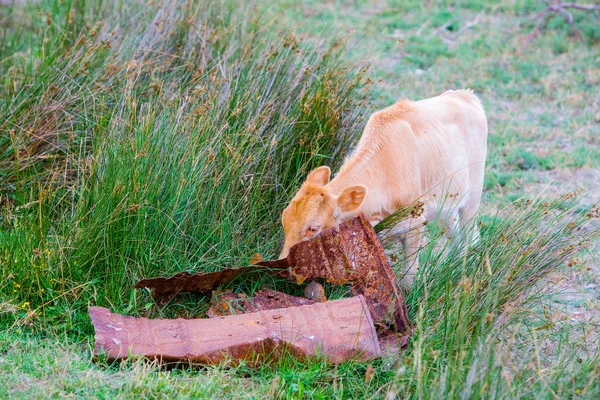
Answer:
[304,226,320,237]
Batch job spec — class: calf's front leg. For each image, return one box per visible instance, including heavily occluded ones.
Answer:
[379,215,426,287]
[401,215,425,287]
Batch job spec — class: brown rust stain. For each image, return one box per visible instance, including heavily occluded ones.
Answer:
[207,289,315,318]
[303,281,327,302]
[90,295,380,365]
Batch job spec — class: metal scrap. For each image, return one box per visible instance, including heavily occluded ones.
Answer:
[135,264,287,303]
[285,213,411,333]
[90,295,381,365]
[134,213,411,334]
[303,281,327,302]
[206,289,314,318]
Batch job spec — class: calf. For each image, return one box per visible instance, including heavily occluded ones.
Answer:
[280,90,488,286]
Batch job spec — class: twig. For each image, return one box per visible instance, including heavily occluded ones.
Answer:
[554,2,600,10]
[436,12,483,48]
[521,1,600,51]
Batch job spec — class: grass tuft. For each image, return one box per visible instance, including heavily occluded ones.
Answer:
[1,0,369,323]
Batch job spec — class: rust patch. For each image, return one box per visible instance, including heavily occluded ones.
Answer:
[90,295,380,365]
[303,281,327,302]
[207,289,314,318]
[377,327,410,356]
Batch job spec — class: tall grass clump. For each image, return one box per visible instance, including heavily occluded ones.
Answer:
[0,0,370,329]
[387,195,600,398]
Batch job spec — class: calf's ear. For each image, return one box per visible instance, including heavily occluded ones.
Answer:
[304,166,331,187]
[338,186,367,212]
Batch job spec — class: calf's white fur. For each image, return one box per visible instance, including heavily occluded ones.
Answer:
[280,90,488,285]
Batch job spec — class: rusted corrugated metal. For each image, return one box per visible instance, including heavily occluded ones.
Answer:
[90,296,380,365]
[206,289,315,318]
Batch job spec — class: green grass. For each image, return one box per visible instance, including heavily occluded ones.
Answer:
[1,0,600,398]
[0,0,368,313]
[269,0,600,204]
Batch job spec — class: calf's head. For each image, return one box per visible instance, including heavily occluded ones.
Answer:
[279,166,367,258]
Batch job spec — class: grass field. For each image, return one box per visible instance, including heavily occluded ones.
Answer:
[1,0,599,398]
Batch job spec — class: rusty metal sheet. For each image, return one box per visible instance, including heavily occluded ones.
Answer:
[135,263,288,303]
[206,289,314,318]
[377,328,410,356]
[286,213,411,334]
[134,213,411,334]
[90,295,380,365]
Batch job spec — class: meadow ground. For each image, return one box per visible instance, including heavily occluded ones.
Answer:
[1,0,599,398]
